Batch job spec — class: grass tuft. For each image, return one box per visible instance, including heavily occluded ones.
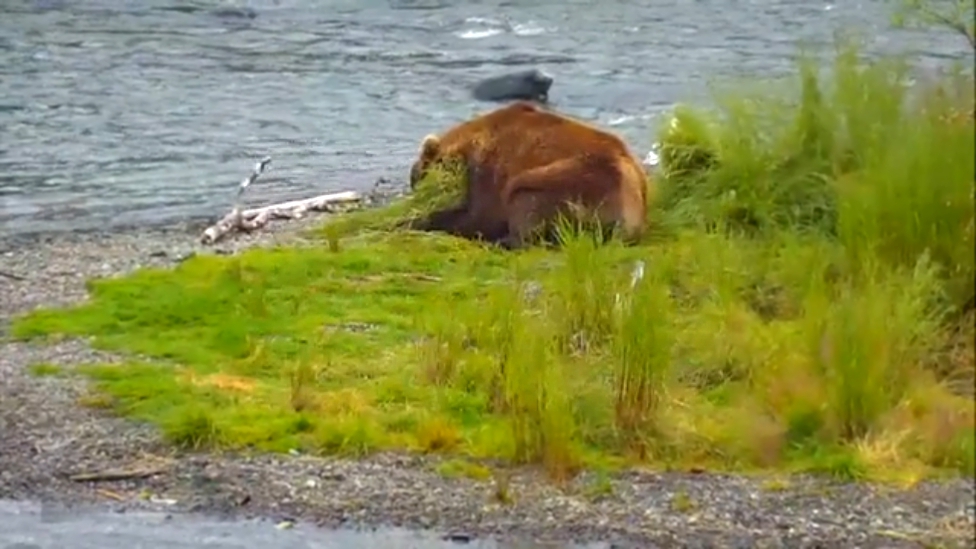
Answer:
[27,362,64,377]
[316,160,468,238]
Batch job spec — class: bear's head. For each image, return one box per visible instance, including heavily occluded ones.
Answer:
[409,134,442,190]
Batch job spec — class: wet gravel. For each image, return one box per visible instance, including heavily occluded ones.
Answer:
[1,213,975,548]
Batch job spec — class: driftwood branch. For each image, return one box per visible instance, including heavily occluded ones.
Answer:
[69,466,168,483]
[0,270,27,281]
[95,488,127,501]
[200,156,364,245]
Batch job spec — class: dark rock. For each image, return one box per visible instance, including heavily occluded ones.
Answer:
[471,69,554,103]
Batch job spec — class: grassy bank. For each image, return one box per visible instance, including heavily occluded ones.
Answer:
[12,41,974,485]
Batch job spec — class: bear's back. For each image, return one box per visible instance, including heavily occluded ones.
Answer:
[436,102,638,175]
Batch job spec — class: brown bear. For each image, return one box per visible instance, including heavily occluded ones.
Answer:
[407,101,650,249]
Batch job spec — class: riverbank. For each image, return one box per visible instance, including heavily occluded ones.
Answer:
[5,33,976,547]
[2,217,974,549]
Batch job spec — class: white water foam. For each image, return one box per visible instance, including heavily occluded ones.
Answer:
[455,17,553,40]
[511,22,548,36]
[457,28,502,39]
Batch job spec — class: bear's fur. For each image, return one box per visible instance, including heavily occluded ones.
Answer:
[408,101,650,249]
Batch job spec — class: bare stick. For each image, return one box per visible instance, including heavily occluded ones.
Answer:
[200,157,366,245]
[239,156,272,198]
[69,466,168,483]
[0,270,27,281]
[200,191,364,244]
[95,488,127,501]
[200,156,273,244]
[239,191,362,219]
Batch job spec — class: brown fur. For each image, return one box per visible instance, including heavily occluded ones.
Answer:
[408,101,650,249]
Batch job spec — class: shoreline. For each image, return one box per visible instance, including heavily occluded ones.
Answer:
[1,212,974,548]
[0,214,328,325]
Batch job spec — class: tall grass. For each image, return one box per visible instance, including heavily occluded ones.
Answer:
[459,37,975,478]
[656,37,974,312]
[611,256,674,459]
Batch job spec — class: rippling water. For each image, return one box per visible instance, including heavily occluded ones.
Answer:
[0,0,967,236]
[0,499,608,549]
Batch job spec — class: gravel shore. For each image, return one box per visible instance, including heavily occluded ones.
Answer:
[1,215,974,549]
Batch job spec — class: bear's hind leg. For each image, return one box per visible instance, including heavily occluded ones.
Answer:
[503,189,561,249]
[502,157,628,249]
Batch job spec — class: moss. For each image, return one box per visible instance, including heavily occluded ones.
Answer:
[27,362,64,377]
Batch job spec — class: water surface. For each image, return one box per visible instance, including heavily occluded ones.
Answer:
[0,0,966,236]
[0,499,609,549]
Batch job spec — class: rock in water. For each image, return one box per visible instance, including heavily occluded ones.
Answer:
[471,69,554,103]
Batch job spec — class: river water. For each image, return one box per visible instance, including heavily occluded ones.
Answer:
[0,499,608,549]
[0,0,967,237]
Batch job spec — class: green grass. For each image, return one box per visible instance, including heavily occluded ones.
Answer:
[27,362,64,377]
[12,38,975,484]
[319,158,467,240]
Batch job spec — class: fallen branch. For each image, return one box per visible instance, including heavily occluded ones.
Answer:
[199,156,364,245]
[69,466,168,483]
[0,269,27,281]
[95,488,127,501]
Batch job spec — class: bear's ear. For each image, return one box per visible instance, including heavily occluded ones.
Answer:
[419,134,440,161]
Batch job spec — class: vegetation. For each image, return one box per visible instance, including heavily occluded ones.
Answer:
[12,35,974,484]
[890,0,975,50]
